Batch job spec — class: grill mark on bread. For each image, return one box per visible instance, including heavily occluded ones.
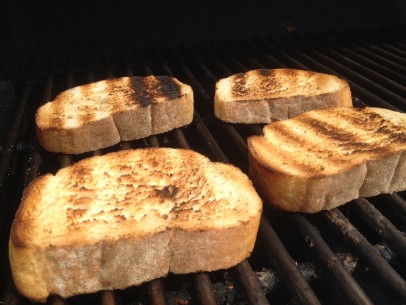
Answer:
[46,91,74,129]
[229,69,323,101]
[297,115,360,144]
[249,107,406,213]
[257,107,406,179]
[298,112,400,159]
[231,69,286,100]
[132,76,182,106]
[231,72,249,98]
[299,109,406,154]
[263,123,341,174]
[37,75,187,128]
[48,107,63,129]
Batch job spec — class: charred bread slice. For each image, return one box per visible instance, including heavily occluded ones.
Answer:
[248,107,406,213]
[214,69,352,123]
[36,76,194,154]
[9,148,262,302]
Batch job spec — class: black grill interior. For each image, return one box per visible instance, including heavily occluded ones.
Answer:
[1,25,406,305]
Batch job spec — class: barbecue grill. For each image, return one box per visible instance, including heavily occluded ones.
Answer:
[1,2,406,305]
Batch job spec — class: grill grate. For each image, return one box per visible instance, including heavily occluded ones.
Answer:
[1,25,406,305]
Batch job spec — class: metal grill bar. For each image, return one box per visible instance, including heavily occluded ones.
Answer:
[259,217,322,305]
[351,198,406,263]
[303,35,406,96]
[193,273,219,305]
[148,279,169,305]
[351,29,406,59]
[232,260,270,305]
[372,28,406,51]
[377,194,406,226]
[335,34,406,77]
[290,213,374,305]
[101,290,118,305]
[321,208,406,301]
[314,36,406,86]
[341,31,406,67]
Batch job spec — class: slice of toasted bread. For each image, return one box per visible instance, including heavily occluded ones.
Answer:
[36,76,194,154]
[214,69,352,123]
[248,107,406,213]
[9,148,262,302]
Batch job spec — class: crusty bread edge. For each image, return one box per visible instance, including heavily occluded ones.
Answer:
[10,174,53,248]
[9,230,172,302]
[9,174,54,302]
[35,114,122,154]
[9,239,48,302]
[9,215,261,302]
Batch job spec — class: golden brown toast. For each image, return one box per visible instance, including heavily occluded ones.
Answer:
[36,76,194,154]
[248,107,406,213]
[214,69,352,123]
[9,148,262,302]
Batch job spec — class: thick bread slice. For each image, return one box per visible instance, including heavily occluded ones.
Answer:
[248,107,406,213]
[36,76,194,154]
[214,69,352,123]
[9,148,262,302]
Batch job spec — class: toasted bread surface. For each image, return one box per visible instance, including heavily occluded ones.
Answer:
[9,148,262,302]
[248,107,406,212]
[214,69,352,123]
[36,76,194,154]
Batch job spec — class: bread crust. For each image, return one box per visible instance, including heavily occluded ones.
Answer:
[9,231,172,302]
[9,148,262,302]
[35,76,194,154]
[214,69,352,123]
[248,107,406,213]
[170,221,259,273]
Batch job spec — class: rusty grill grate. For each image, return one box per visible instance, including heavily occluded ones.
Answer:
[1,25,406,305]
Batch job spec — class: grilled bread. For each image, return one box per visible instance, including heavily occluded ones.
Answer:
[36,76,194,154]
[214,69,352,123]
[9,148,262,302]
[248,107,406,213]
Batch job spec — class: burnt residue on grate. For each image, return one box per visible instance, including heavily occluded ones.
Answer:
[1,26,406,305]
